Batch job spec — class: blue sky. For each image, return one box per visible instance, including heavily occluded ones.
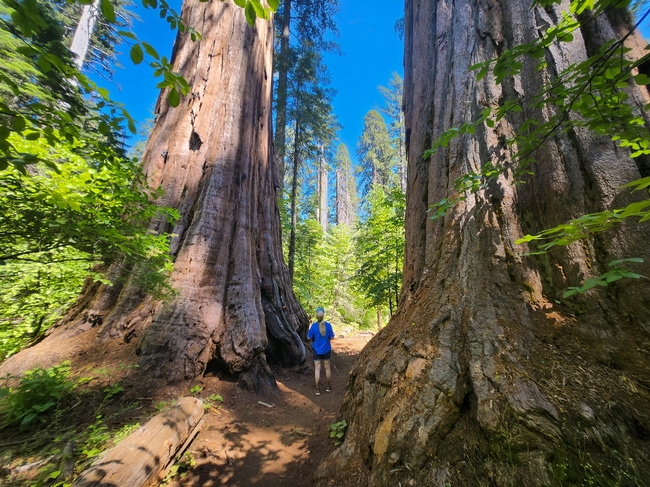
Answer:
[322,0,404,164]
[90,0,405,169]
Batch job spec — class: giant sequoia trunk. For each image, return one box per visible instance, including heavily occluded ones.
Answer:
[318,1,650,485]
[1,0,307,387]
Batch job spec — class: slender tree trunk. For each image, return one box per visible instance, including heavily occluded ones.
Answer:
[288,119,301,283]
[398,112,406,193]
[1,0,308,389]
[335,167,352,226]
[70,0,100,69]
[335,167,343,224]
[318,144,328,233]
[318,1,650,485]
[376,307,382,331]
[274,0,292,193]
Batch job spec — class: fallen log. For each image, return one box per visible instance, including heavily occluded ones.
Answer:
[72,397,204,487]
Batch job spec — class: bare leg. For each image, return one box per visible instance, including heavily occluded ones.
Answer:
[314,360,321,390]
[324,360,332,390]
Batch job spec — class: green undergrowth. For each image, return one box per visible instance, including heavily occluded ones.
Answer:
[0,363,154,486]
[0,364,229,486]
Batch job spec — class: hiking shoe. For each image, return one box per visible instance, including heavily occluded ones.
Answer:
[326,386,332,393]
[315,388,321,396]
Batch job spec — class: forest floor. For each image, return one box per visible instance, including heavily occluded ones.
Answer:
[0,330,372,487]
[165,333,372,487]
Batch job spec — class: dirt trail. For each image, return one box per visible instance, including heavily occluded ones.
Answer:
[167,334,371,487]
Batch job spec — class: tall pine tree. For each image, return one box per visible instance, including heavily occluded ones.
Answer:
[379,73,406,192]
[357,109,396,195]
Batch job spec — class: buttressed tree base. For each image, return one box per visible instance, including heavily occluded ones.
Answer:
[1,0,307,390]
[317,0,650,485]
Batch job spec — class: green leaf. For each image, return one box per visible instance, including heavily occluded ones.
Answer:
[141,42,160,60]
[117,29,137,40]
[621,271,642,279]
[130,44,144,65]
[37,55,52,73]
[608,257,643,266]
[250,0,266,18]
[168,87,180,107]
[245,2,256,26]
[477,66,489,81]
[234,0,246,7]
[12,117,26,132]
[634,73,650,85]
[100,0,116,23]
[486,118,495,128]
[267,0,279,10]
[20,413,37,426]
[97,87,110,100]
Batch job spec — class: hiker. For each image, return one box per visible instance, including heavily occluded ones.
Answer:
[307,307,335,396]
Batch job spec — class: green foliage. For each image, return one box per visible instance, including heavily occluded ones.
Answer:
[0,1,184,359]
[563,258,646,297]
[163,451,196,483]
[292,218,327,310]
[113,421,140,443]
[285,42,339,173]
[203,393,223,410]
[357,110,397,194]
[190,384,203,396]
[0,253,89,361]
[293,221,369,326]
[207,393,223,403]
[356,186,405,315]
[0,361,74,429]
[329,419,347,446]
[378,73,405,163]
[0,133,178,358]
[0,134,177,270]
[81,418,111,459]
[426,0,650,293]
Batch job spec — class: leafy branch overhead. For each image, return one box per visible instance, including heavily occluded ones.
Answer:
[425,0,650,294]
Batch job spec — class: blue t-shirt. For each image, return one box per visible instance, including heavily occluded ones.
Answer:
[308,321,335,355]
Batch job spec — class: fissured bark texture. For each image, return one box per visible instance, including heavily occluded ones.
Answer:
[317,0,650,485]
[1,1,307,387]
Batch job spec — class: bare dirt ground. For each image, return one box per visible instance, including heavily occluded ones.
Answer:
[165,334,371,487]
